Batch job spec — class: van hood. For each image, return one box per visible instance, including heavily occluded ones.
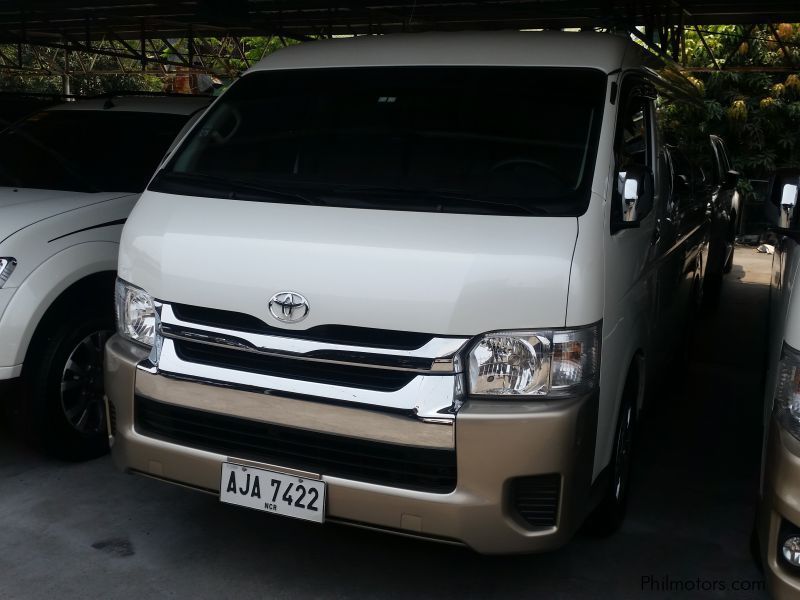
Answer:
[0,187,129,244]
[120,192,579,335]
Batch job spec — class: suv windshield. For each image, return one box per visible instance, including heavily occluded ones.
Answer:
[0,109,191,193]
[154,67,606,216]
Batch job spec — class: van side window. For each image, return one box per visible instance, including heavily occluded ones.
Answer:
[616,91,651,170]
[712,137,732,177]
[692,140,718,189]
[667,146,693,206]
[612,82,653,228]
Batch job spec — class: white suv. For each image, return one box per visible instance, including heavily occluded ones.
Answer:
[0,94,210,459]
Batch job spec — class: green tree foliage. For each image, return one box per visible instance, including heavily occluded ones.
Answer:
[241,36,298,65]
[679,24,800,192]
[0,45,162,95]
[0,36,296,96]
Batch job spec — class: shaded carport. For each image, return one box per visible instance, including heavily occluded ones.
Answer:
[0,3,795,599]
[0,1,797,75]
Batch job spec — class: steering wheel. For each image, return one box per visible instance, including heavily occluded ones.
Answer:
[209,107,242,145]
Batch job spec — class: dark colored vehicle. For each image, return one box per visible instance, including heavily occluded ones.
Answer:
[0,92,63,130]
[663,144,712,314]
[701,135,740,302]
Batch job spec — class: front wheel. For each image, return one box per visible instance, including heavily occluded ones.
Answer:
[586,396,635,535]
[25,308,113,461]
[723,217,736,274]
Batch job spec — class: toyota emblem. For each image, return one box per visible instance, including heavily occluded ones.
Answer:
[268,292,310,324]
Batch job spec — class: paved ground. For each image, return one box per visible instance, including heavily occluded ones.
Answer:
[0,249,774,599]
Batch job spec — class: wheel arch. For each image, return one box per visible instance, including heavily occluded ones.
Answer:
[594,333,647,479]
[0,241,119,371]
[24,270,117,367]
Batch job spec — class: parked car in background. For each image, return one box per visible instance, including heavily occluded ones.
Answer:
[663,142,715,310]
[0,94,210,459]
[757,168,800,599]
[0,92,62,130]
[700,134,740,304]
[743,178,770,237]
[106,32,709,553]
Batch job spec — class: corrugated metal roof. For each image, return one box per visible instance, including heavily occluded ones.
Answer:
[0,1,796,43]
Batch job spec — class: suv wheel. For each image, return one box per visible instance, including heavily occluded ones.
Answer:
[26,307,113,460]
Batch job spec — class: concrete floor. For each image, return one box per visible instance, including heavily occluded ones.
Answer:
[0,249,774,599]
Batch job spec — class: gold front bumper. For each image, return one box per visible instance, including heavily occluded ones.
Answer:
[758,418,800,599]
[105,334,599,554]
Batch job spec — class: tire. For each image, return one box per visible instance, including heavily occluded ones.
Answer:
[702,234,724,312]
[25,304,113,461]
[723,215,736,274]
[703,268,723,310]
[586,390,636,536]
[722,246,734,274]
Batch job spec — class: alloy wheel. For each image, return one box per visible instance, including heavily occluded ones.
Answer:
[60,330,112,435]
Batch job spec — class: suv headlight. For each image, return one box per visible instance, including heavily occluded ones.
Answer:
[775,342,800,439]
[467,323,600,398]
[115,278,157,347]
[0,258,16,288]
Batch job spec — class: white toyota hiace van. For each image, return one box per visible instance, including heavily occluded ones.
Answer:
[757,170,800,598]
[106,32,708,553]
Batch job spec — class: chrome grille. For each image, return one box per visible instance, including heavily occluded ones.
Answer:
[171,303,436,350]
[144,301,470,421]
[173,338,417,392]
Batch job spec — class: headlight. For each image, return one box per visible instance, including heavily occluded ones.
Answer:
[775,343,800,440]
[467,323,600,398]
[115,278,157,347]
[0,257,16,288]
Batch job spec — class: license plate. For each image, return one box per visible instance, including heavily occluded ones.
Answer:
[220,462,325,523]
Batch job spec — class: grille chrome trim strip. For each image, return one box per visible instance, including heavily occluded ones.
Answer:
[144,338,459,421]
[158,303,468,373]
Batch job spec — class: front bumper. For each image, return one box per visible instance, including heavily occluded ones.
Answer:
[105,334,599,554]
[758,418,800,598]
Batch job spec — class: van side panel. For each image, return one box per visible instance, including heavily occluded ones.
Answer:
[590,76,658,478]
[568,192,610,479]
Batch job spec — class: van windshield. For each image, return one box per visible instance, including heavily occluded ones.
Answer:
[153,67,606,216]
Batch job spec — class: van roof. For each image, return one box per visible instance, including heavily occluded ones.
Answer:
[249,31,645,75]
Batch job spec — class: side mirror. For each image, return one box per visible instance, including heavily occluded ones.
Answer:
[722,169,740,190]
[780,182,799,228]
[615,164,654,229]
[765,170,800,231]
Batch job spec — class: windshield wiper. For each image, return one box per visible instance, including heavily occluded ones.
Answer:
[328,184,549,216]
[154,171,322,206]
